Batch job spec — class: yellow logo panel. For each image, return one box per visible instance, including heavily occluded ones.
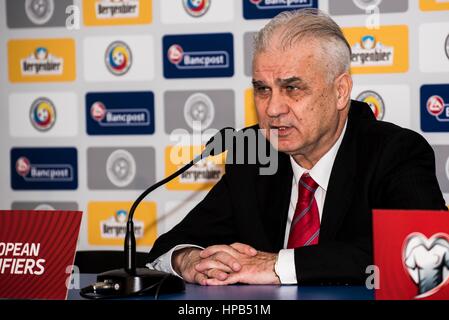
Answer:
[83,0,152,26]
[420,0,449,11]
[343,25,408,74]
[244,88,258,127]
[165,146,226,191]
[8,39,76,83]
[88,201,157,246]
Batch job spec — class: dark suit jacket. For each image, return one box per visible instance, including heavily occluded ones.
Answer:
[148,100,447,285]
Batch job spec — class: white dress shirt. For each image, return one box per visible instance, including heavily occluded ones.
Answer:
[148,120,347,283]
[276,120,347,283]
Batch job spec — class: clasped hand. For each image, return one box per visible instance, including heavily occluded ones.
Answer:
[173,243,280,286]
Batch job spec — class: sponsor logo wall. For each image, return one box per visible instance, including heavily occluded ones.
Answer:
[1,0,448,253]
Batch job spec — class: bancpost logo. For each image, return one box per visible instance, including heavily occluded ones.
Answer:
[11,148,78,190]
[88,202,157,246]
[183,0,210,17]
[356,90,385,120]
[343,25,408,74]
[421,84,449,132]
[420,0,449,11]
[165,145,225,191]
[163,33,234,78]
[83,0,152,26]
[8,39,75,82]
[86,91,154,135]
[243,0,318,20]
[29,97,57,132]
[244,88,259,127]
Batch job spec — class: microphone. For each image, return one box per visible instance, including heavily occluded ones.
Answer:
[80,127,235,299]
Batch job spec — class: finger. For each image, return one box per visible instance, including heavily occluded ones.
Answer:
[200,245,241,259]
[205,274,239,286]
[206,268,229,281]
[230,243,257,256]
[195,259,233,273]
[210,252,241,272]
[193,272,209,286]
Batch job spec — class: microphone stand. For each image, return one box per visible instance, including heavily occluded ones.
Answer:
[81,128,233,298]
[91,154,204,297]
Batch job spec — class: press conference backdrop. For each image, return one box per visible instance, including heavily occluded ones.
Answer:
[1,0,449,253]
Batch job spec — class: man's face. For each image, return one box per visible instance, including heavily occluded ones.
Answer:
[252,39,343,158]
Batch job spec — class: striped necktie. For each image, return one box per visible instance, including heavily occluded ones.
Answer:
[287,173,320,248]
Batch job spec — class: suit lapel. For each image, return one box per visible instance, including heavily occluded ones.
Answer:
[255,152,292,251]
[320,107,361,242]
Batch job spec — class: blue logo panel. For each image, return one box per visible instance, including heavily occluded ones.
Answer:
[11,148,78,190]
[421,84,449,132]
[86,91,155,135]
[163,33,234,79]
[243,0,318,20]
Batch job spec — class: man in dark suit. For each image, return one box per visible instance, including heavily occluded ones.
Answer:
[147,9,447,285]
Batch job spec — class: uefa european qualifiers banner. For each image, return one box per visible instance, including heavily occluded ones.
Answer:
[163,33,234,79]
[243,0,318,19]
[11,148,78,190]
[86,91,155,135]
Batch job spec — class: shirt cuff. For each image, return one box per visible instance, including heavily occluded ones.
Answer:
[275,249,298,284]
[146,244,204,279]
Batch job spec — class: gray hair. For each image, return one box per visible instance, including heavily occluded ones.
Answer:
[253,8,351,82]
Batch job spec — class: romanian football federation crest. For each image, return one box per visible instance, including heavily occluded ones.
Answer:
[356,90,385,120]
[183,0,210,17]
[105,41,132,76]
[29,97,57,131]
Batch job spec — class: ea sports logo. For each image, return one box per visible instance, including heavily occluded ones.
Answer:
[25,0,54,25]
[30,97,56,132]
[105,41,132,76]
[352,0,383,10]
[427,95,445,117]
[16,157,31,177]
[168,44,184,65]
[184,93,215,130]
[91,102,107,122]
[106,149,136,188]
[183,0,210,17]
